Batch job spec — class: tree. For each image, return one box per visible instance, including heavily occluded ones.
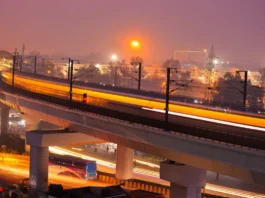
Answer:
[75,63,100,83]
[259,68,265,87]
[162,59,180,69]
[212,72,243,109]
[162,59,181,80]
[213,72,264,112]
[248,85,264,112]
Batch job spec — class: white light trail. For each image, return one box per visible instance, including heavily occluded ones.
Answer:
[51,146,265,198]
[142,107,265,132]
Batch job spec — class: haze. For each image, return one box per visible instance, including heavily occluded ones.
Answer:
[1,0,265,64]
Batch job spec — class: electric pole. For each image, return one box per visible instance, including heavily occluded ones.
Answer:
[21,43,25,71]
[131,56,143,91]
[165,68,171,125]
[165,67,193,129]
[12,54,16,87]
[69,59,79,106]
[33,56,37,74]
[236,70,248,111]
[138,62,142,91]
[114,66,117,86]
[243,71,248,110]
[67,58,71,80]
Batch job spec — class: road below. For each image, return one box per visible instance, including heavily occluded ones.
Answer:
[53,146,265,198]
[0,161,109,190]
[0,147,264,198]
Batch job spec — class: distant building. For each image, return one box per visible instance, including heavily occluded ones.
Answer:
[0,50,13,60]
[0,51,13,68]
[173,49,207,67]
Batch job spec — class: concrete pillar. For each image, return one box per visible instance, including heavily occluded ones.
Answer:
[115,145,134,180]
[0,107,9,135]
[170,183,202,198]
[25,123,39,153]
[160,161,206,198]
[30,146,49,192]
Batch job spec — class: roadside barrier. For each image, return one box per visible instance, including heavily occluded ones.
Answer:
[97,171,170,196]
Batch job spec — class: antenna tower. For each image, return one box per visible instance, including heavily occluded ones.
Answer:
[204,45,216,103]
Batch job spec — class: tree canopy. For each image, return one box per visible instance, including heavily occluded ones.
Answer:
[212,72,264,112]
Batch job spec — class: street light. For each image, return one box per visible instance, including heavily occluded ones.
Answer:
[131,40,140,48]
[213,59,218,65]
[62,58,71,80]
[95,64,101,69]
[111,54,117,61]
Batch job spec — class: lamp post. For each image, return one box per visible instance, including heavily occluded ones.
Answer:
[62,58,71,80]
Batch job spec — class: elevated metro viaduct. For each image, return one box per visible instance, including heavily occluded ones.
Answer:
[0,81,264,197]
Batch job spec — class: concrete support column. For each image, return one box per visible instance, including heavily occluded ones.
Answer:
[29,146,49,192]
[115,144,134,180]
[170,183,202,198]
[0,107,9,135]
[160,161,206,198]
[25,123,39,153]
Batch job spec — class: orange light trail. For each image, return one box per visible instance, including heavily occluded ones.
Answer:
[1,147,264,197]
[50,146,265,198]
[2,72,265,129]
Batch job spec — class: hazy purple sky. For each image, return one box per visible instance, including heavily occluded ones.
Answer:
[1,0,265,64]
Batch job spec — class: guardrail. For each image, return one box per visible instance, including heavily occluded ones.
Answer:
[97,171,227,198]
[97,171,170,196]
[0,78,265,151]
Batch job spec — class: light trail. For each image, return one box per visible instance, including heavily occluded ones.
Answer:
[206,184,265,198]
[142,107,265,132]
[0,148,264,198]
[51,146,265,198]
[0,162,107,189]
[49,147,159,177]
[3,71,265,128]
